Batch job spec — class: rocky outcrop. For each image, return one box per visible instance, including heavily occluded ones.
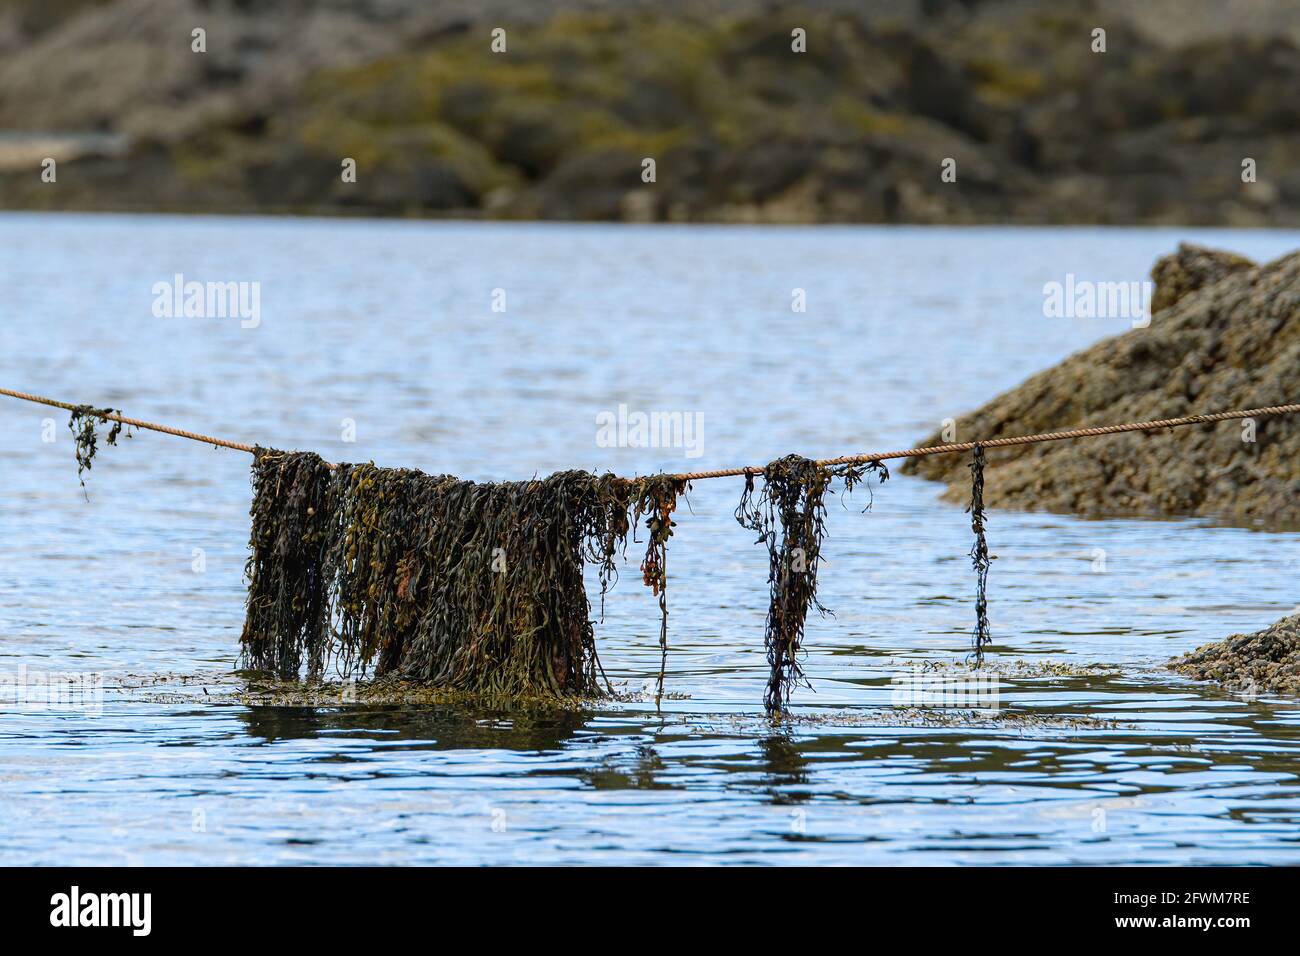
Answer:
[2,1,1299,223]
[1149,244,1256,313]
[903,244,1300,526]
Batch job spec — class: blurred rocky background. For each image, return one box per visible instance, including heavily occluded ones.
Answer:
[2,0,1298,223]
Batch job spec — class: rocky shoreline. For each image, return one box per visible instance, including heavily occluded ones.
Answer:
[3,0,1299,224]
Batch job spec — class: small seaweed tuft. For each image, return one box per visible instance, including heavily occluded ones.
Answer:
[67,404,128,497]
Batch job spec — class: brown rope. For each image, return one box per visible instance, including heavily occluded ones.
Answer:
[2,386,1297,482]
[669,404,1300,481]
[0,387,257,455]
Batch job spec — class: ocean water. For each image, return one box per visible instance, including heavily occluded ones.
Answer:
[1,213,1298,864]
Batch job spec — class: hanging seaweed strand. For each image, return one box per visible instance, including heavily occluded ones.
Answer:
[632,476,686,706]
[967,443,992,656]
[736,455,889,713]
[833,459,890,510]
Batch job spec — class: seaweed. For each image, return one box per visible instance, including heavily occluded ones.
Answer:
[238,446,901,710]
[735,455,888,713]
[630,475,687,704]
[240,452,651,699]
[967,444,992,656]
[240,449,335,678]
[67,404,126,495]
[833,459,890,510]
[339,465,633,696]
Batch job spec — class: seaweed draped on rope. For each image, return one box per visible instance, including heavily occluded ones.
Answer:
[241,449,892,711]
[735,455,889,712]
[240,449,687,701]
[67,405,129,495]
[49,409,977,713]
[240,450,336,680]
[635,476,686,703]
[27,386,1300,713]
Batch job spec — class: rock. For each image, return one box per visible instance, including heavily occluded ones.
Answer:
[902,244,1300,525]
[1170,613,1300,695]
[1150,242,1255,313]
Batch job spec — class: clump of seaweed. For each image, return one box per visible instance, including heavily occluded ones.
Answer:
[240,453,652,699]
[736,455,888,712]
[67,404,127,494]
[338,465,634,697]
[240,447,899,709]
[967,445,992,655]
[240,449,335,678]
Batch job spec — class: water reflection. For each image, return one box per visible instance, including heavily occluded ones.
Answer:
[757,733,813,799]
[238,704,592,751]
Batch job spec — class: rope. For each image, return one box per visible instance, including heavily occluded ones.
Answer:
[669,404,1300,481]
[0,387,257,455]
[2,386,1297,482]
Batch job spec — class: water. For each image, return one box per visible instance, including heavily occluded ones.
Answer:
[2,213,1299,865]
